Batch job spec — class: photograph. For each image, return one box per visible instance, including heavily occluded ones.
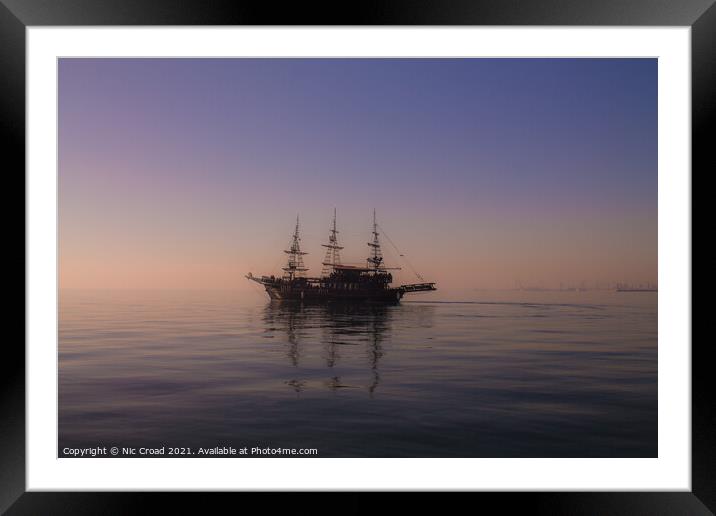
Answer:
[4,0,706,508]
[58,57,658,459]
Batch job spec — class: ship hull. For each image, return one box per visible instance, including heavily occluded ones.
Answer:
[263,284,403,304]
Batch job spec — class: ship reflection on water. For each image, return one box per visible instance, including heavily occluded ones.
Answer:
[261,301,425,397]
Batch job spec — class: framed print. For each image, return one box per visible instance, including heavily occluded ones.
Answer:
[3,0,709,513]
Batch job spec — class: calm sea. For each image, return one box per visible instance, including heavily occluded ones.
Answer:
[59,289,657,457]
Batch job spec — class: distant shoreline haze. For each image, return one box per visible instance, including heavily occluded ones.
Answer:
[59,58,656,290]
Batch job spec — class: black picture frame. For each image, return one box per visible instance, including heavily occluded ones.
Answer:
[2,1,708,514]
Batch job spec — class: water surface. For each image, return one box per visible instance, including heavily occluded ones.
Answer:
[59,289,657,457]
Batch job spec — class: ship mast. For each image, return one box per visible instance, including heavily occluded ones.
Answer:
[366,209,384,271]
[282,215,308,280]
[321,208,343,277]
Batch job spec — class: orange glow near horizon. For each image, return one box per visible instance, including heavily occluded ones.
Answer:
[59,58,656,292]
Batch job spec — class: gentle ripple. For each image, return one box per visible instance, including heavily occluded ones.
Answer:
[59,289,657,457]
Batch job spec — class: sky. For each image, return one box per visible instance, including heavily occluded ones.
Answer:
[59,58,657,291]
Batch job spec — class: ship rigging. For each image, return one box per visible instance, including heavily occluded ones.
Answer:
[247,211,436,303]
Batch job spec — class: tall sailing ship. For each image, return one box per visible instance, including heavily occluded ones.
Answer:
[246,210,436,303]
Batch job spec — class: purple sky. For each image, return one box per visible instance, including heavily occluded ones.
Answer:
[59,58,657,290]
